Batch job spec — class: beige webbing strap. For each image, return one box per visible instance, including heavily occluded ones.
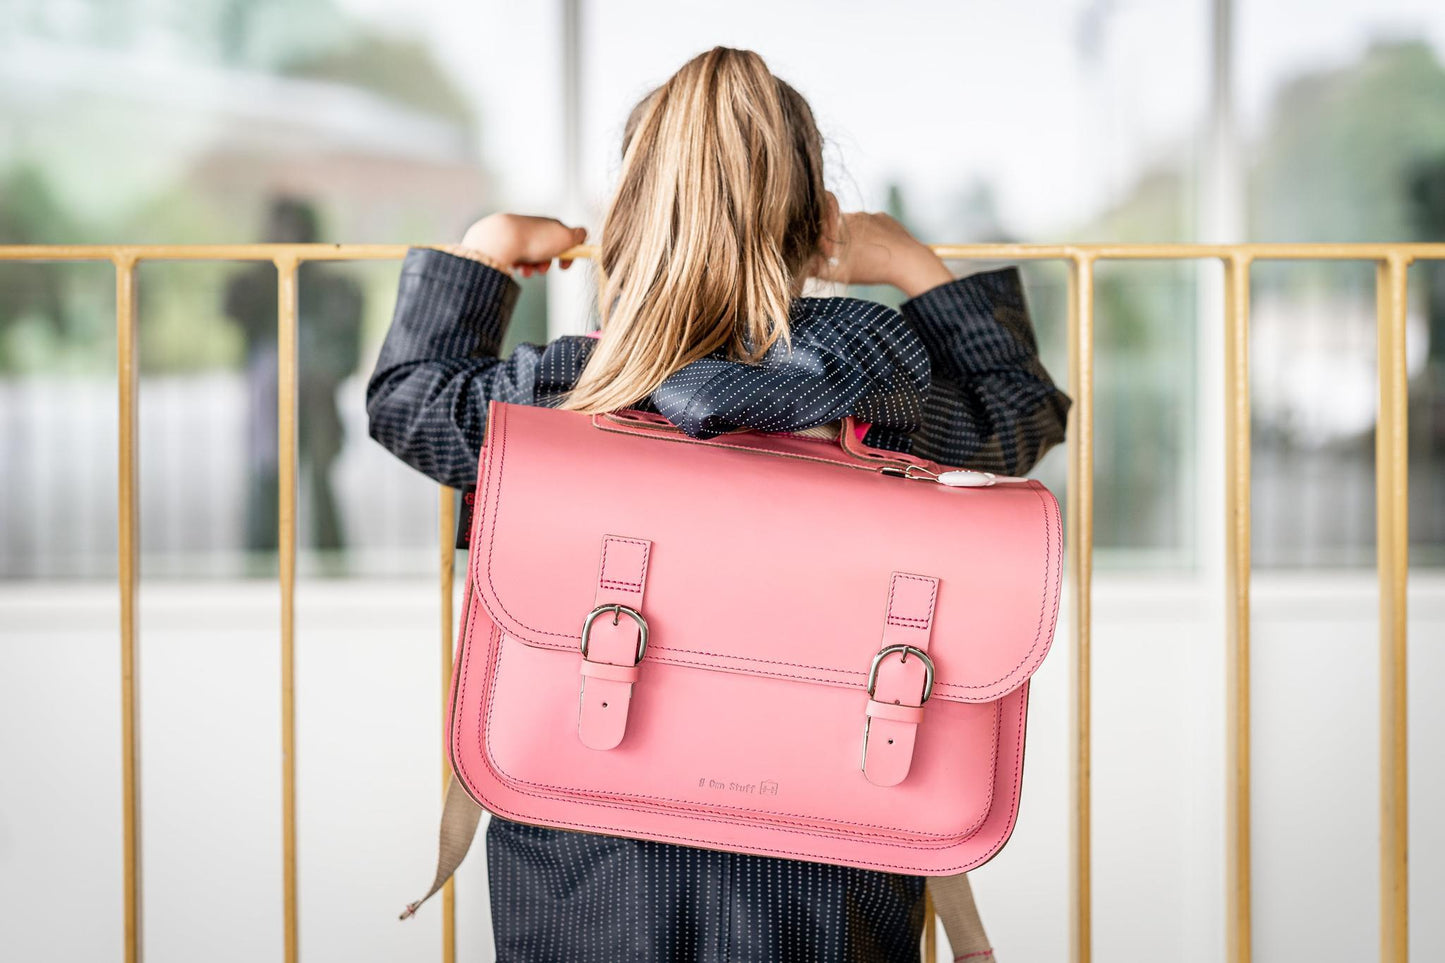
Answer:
[927,871,994,959]
[398,771,484,920]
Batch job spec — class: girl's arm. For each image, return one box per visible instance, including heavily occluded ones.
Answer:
[816,204,1071,475]
[367,219,933,488]
[898,266,1071,475]
[367,216,590,489]
[367,246,935,486]
[366,247,557,489]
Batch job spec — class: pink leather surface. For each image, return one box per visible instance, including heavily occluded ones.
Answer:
[446,400,1061,875]
[475,403,1060,704]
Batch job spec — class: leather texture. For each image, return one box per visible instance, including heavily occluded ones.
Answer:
[446,399,1062,877]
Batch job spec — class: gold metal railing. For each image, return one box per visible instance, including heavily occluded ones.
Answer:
[0,240,1437,963]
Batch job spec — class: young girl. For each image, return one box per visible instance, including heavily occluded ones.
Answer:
[368,45,1069,963]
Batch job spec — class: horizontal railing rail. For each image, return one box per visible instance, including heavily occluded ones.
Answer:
[2,240,1437,963]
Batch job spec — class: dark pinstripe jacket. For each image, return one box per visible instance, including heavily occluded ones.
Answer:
[366,247,1071,490]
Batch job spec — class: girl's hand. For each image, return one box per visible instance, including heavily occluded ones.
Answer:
[459,214,589,277]
[811,192,954,298]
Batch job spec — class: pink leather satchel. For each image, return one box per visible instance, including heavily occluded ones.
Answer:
[402,398,1062,922]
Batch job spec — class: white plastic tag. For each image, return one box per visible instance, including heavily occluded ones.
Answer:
[936,470,998,487]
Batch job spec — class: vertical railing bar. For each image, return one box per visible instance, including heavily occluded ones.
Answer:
[1067,253,1095,963]
[1376,253,1410,963]
[115,252,142,963]
[276,254,301,963]
[1223,252,1254,963]
[439,488,458,963]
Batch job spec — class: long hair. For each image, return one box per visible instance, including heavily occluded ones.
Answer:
[555,46,828,413]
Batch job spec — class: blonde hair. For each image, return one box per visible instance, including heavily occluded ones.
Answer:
[556,46,828,413]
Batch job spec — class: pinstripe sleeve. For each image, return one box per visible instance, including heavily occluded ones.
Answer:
[365,247,571,489]
[650,298,930,440]
[899,266,1072,474]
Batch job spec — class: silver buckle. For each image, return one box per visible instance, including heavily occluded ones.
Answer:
[859,644,936,775]
[580,603,649,664]
[866,644,935,703]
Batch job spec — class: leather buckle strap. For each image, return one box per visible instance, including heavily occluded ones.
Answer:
[860,572,940,786]
[577,535,652,750]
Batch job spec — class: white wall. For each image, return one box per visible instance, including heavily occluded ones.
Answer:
[2,573,1442,962]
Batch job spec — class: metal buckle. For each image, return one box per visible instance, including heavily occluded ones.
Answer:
[866,644,935,704]
[580,603,649,664]
[859,644,936,775]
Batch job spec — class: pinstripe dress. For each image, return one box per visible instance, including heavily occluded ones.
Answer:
[367,247,1070,962]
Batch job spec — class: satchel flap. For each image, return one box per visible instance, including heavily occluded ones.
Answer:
[469,401,1062,704]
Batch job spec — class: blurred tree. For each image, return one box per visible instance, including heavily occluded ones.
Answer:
[1053,155,1198,563]
[0,166,78,372]
[1408,155,1445,369]
[2,0,486,376]
[1250,38,1445,247]
[6,0,350,66]
[281,31,476,130]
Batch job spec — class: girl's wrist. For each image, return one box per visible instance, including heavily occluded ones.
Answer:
[893,244,955,299]
[459,216,522,267]
[433,244,516,276]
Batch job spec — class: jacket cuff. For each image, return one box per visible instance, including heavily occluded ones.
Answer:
[394,246,522,356]
[899,266,1038,377]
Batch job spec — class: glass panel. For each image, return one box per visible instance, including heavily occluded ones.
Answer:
[1092,261,1199,569]
[1249,260,1381,567]
[0,256,116,579]
[1241,10,1445,568]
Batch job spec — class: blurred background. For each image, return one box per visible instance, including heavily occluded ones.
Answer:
[1,1,1443,961]
[3,0,1443,578]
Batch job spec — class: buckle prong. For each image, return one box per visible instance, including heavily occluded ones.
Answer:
[866,644,935,703]
[580,603,649,664]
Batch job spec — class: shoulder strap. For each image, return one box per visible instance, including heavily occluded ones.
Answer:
[928,870,994,959]
[397,770,482,920]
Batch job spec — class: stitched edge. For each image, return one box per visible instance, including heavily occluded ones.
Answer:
[451,602,1033,874]
[473,623,998,842]
[886,572,938,627]
[598,535,650,592]
[475,405,1061,700]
